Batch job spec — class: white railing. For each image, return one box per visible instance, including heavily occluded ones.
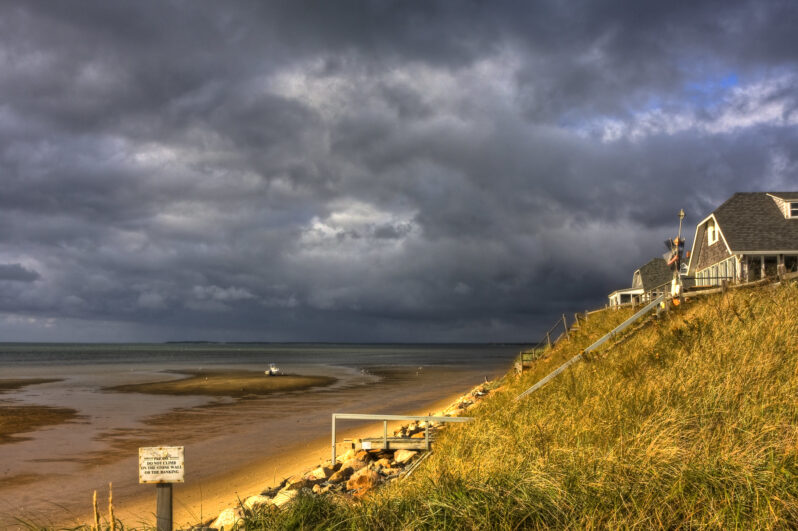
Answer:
[331,413,472,463]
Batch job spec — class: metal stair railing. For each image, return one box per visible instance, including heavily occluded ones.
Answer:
[515,294,665,401]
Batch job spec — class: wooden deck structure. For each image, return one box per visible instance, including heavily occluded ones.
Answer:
[331,413,472,463]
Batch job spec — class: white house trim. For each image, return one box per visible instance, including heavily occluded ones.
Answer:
[686,213,733,275]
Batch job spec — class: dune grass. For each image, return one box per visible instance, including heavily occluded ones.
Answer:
[245,281,798,529]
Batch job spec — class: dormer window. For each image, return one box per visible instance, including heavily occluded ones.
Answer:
[791,202,798,218]
[707,219,719,245]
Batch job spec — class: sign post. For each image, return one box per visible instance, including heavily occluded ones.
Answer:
[139,446,184,531]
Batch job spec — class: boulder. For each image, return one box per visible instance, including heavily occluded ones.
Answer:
[328,466,354,484]
[341,458,367,472]
[243,495,272,511]
[346,468,380,497]
[312,483,331,495]
[337,448,356,463]
[211,508,242,531]
[307,465,334,481]
[375,458,392,469]
[411,431,426,439]
[394,449,417,465]
[355,450,371,461]
[283,475,312,491]
[260,478,288,497]
[271,489,298,508]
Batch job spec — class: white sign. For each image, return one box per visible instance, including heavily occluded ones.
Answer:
[361,441,372,450]
[139,446,184,484]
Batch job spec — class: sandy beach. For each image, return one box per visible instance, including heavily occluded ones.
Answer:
[0,350,514,530]
[110,389,470,529]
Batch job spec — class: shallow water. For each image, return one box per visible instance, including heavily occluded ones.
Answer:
[0,343,521,528]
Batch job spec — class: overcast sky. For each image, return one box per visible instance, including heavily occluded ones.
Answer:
[1,1,796,342]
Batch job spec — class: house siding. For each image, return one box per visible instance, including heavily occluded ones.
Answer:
[694,222,732,271]
[769,195,790,218]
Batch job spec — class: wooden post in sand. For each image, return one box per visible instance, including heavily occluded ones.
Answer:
[139,447,184,531]
[156,484,172,531]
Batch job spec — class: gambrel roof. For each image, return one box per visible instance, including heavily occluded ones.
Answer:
[633,258,672,292]
[712,192,798,252]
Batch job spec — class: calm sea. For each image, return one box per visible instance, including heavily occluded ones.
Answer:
[0,342,524,369]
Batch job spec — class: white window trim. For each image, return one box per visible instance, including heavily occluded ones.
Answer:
[707,221,719,245]
[789,202,798,219]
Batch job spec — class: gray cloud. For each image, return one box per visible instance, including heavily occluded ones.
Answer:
[0,264,40,282]
[0,1,796,341]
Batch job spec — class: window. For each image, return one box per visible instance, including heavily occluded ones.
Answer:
[707,220,719,245]
[791,202,798,218]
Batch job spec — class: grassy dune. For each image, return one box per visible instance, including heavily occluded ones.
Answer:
[248,281,798,529]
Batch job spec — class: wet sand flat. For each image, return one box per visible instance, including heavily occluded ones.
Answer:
[0,404,81,445]
[0,379,60,394]
[1,378,79,446]
[105,370,336,397]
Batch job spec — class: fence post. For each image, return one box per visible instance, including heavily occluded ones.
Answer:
[331,415,337,463]
[562,314,569,340]
[425,423,430,451]
[546,331,551,348]
[155,484,172,531]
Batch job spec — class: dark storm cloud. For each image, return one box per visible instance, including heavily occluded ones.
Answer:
[1,1,797,341]
[0,264,40,282]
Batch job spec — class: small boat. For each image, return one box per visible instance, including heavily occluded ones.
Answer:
[265,363,282,376]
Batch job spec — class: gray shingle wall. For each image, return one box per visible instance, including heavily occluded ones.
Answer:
[694,222,732,271]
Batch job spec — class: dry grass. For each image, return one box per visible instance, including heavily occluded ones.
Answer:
[247,281,798,529]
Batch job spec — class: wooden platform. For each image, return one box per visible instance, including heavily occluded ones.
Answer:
[342,435,435,452]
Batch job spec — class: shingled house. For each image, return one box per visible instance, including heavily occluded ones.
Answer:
[608,258,672,307]
[687,192,798,286]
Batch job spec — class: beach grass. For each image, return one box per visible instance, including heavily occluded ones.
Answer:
[242,280,798,529]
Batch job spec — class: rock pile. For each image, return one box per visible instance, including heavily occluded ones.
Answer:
[203,382,496,530]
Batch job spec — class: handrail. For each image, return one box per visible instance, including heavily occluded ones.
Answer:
[515,294,665,401]
[331,413,472,463]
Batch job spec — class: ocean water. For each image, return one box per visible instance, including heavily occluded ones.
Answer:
[0,343,522,527]
[0,342,522,369]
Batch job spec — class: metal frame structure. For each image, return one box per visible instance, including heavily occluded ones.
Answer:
[331,413,472,463]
